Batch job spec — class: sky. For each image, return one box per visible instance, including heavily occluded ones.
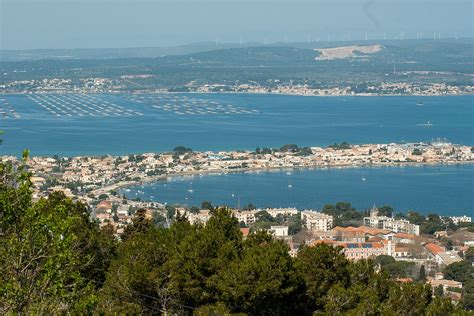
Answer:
[1,0,473,50]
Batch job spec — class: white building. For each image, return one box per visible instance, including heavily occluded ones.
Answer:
[450,215,472,225]
[265,207,298,218]
[301,210,333,231]
[364,208,420,235]
[270,225,289,237]
[233,210,256,226]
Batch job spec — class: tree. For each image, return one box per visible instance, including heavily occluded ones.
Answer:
[377,205,394,217]
[464,246,474,263]
[295,243,349,311]
[462,278,474,310]
[216,231,301,315]
[99,227,178,314]
[383,283,432,315]
[242,203,256,211]
[173,146,192,155]
[434,285,444,297]
[0,157,115,314]
[121,208,153,241]
[201,201,214,211]
[418,265,426,282]
[407,211,425,225]
[255,210,273,222]
[374,255,416,279]
[443,260,474,283]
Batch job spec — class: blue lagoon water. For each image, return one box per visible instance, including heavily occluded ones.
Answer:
[0,94,472,156]
[122,164,474,216]
[1,93,473,214]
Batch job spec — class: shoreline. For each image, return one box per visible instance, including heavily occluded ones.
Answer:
[2,91,474,98]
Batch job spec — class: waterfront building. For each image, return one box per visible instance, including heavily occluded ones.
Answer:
[449,215,472,225]
[264,207,298,218]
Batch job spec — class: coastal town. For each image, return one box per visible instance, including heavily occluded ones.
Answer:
[3,141,471,207]
[2,141,473,305]
[1,77,473,96]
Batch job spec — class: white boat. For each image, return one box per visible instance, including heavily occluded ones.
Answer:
[187,183,194,193]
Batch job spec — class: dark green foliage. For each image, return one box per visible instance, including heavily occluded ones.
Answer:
[295,244,350,310]
[465,247,474,263]
[173,146,193,155]
[419,265,426,281]
[443,260,474,283]
[322,202,363,226]
[121,208,153,241]
[374,255,417,279]
[0,156,116,314]
[201,200,214,210]
[328,141,351,150]
[462,278,474,310]
[412,148,423,155]
[377,205,394,217]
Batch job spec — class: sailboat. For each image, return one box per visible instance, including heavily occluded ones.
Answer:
[187,183,194,193]
[288,180,293,189]
[361,172,367,181]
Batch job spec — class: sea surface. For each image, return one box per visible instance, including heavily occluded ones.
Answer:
[1,93,473,214]
[0,93,472,156]
[121,164,474,216]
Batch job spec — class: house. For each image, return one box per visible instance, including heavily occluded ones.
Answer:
[96,200,112,213]
[428,279,463,293]
[393,233,417,244]
[311,239,389,260]
[270,225,289,237]
[425,243,462,265]
[340,242,386,260]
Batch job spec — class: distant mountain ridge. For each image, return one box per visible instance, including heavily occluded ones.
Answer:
[1,38,472,62]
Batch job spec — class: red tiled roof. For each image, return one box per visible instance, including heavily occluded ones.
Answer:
[394,233,416,240]
[333,226,391,235]
[311,239,338,246]
[425,243,444,255]
[240,228,250,237]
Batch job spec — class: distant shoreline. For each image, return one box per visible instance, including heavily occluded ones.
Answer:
[2,91,473,97]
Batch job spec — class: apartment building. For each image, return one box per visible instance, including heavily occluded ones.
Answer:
[301,211,334,231]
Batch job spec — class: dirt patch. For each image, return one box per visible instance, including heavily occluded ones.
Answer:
[315,45,383,60]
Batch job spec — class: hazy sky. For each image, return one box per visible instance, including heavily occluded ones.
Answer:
[1,0,472,50]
